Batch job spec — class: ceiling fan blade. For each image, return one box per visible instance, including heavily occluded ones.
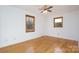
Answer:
[47,10,52,12]
[40,5,47,10]
[47,6,53,9]
[40,10,44,13]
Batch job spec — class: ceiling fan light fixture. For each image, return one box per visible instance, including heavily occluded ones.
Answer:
[42,10,48,14]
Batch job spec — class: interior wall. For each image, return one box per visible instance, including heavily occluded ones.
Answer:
[45,10,79,41]
[0,6,45,48]
[0,6,79,48]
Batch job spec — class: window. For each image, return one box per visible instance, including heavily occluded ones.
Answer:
[53,16,63,28]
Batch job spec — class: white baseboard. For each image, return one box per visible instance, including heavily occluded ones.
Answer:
[45,34,78,41]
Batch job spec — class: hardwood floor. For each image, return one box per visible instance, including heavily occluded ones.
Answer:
[0,36,79,53]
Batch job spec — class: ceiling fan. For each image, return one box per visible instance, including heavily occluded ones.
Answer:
[40,5,53,14]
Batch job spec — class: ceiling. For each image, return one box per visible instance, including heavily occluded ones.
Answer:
[12,5,79,15]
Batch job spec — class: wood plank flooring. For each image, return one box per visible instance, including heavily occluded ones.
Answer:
[0,36,79,53]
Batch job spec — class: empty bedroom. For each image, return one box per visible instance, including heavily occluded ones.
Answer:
[0,5,79,53]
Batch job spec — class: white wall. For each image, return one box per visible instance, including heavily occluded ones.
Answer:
[0,6,45,48]
[46,10,79,41]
